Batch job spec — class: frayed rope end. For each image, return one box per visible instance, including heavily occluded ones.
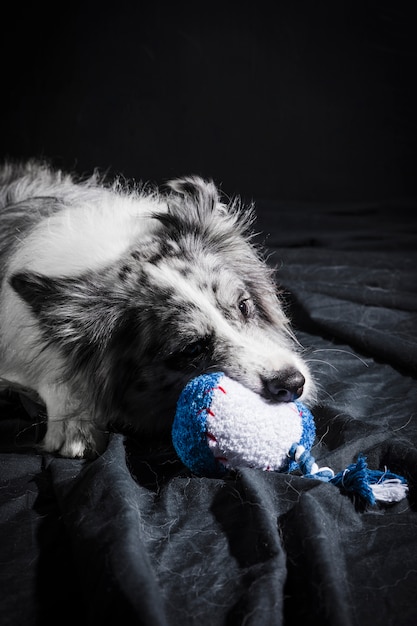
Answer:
[290,446,408,507]
[330,455,408,506]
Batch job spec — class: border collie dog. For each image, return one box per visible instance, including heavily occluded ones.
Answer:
[0,160,315,457]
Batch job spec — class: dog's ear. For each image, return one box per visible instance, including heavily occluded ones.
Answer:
[10,272,64,316]
[167,176,221,214]
[9,271,126,364]
[165,176,254,238]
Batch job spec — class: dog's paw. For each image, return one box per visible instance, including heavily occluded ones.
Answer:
[58,436,104,459]
[41,419,108,458]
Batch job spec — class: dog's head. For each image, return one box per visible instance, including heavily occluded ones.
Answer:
[10,176,315,433]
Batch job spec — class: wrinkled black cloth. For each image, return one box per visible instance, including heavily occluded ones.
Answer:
[1,201,417,626]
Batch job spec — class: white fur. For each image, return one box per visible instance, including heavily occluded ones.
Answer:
[9,193,167,277]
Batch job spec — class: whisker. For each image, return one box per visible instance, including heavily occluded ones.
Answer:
[309,348,370,367]
[305,358,339,371]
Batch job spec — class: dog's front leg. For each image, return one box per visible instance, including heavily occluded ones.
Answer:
[39,382,108,458]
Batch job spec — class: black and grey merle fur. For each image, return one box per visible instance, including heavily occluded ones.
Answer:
[0,160,315,457]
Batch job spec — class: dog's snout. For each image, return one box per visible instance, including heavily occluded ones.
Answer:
[264,368,305,402]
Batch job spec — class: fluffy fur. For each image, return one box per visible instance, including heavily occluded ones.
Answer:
[0,160,315,457]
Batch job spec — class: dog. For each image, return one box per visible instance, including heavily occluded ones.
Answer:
[0,160,315,458]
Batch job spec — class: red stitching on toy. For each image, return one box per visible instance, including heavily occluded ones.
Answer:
[197,407,216,417]
[206,432,217,442]
[203,384,227,395]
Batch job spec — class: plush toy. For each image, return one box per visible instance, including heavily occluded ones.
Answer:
[172,372,408,507]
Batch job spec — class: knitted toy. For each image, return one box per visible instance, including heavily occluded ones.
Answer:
[172,372,408,507]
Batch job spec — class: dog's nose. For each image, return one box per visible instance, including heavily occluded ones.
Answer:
[264,369,305,402]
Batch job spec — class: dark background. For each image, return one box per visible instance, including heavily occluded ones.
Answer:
[2,0,416,203]
[2,4,417,624]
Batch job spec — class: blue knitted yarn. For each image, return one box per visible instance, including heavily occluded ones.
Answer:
[285,401,316,473]
[172,372,226,476]
[173,375,408,505]
[173,373,317,477]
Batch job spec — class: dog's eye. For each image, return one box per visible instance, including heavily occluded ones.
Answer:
[182,340,205,357]
[238,298,251,319]
[165,335,213,371]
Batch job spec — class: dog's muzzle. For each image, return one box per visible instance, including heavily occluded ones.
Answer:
[263,368,305,402]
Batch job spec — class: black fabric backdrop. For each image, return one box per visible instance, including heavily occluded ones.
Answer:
[1,2,417,625]
[2,1,417,203]
[1,201,416,626]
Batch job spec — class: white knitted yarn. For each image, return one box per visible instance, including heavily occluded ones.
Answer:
[205,376,303,471]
